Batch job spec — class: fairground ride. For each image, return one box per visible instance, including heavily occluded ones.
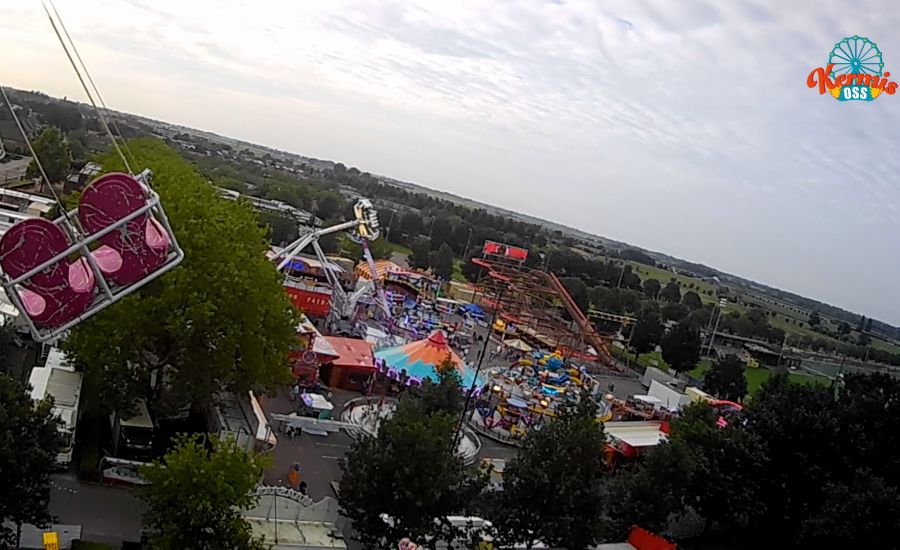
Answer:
[269,199,392,330]
[470,241,629,375]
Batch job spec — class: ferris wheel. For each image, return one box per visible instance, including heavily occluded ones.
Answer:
[829,36,883,78]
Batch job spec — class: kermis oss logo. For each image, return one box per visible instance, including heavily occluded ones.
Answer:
[807,36,898,101]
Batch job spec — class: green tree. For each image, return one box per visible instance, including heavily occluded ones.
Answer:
[339,389,485,547]
[661,302,689,322]
[67,131,88,166]
[400,211,424,236]
[681,290,702,310]
[642,278,661,298]
[667,404,767,536]
[140,435,267,550]
[630,309,663,361]
[430,242,455,280]
[492,396,607,549]
[409,237,432,270]
[258,211,298,246]
[660,281,681,303]
[799,472,900,548]
[661,320,701,374]
[26,126,72,184]
[64,140,298,415]
[315,192,342,219]
[808,311,821,327]
[745,372,840,542]
[702,354,748,402]
[838,321,851,335]
[417,355,464,417]
[603,436,693,539]
[429,217,454,250]
[0,374,63,548]
[560,276,590,313]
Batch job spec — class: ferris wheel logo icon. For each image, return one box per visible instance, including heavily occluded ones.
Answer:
[807,36,898,101]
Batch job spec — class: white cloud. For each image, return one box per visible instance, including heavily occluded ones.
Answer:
[2,0,900,322]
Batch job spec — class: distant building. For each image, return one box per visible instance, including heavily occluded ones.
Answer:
[64,161,101,193]
[214,186,317,225]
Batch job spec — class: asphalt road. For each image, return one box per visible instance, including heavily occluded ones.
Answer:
[49,474,145,546]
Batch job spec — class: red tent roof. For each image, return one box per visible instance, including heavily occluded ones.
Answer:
[323,337,375,370]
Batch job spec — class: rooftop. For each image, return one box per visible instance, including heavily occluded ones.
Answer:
[324,336,375,370]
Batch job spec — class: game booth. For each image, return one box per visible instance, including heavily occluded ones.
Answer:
[318,336,376,391]
[291,315,340,388]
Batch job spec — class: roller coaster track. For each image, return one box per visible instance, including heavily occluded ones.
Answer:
[472,257,621,373]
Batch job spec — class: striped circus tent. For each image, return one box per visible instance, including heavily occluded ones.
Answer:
[375,330,482,388]
[355,259,403,280]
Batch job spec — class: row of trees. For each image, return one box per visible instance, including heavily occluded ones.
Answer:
[339,357,900,548]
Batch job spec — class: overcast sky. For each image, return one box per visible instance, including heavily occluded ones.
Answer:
[1,0,899,324]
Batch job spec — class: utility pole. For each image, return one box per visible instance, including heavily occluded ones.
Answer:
[616,262,626,288]
[544,250,553,272]
[453,278,508,448]
[385,210,395,241]
[462,227,473,260]
[706,298,727,356]
[776,333,788,368]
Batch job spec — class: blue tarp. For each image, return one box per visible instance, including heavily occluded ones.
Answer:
[460,303,485,317]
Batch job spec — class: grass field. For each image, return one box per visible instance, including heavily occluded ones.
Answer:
[452,259,466,282]
[688,363,827,395]
[594,255,721,305]
[871,337,900,355]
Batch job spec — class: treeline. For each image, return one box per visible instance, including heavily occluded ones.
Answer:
[340,362,900,548]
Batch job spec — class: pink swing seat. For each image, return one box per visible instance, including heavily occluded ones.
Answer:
[0,218,96,328]
[79,172,170,286]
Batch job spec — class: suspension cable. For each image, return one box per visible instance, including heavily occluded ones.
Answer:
[41,0,133,175]
[0,82,77,229]
[45,0,138,170]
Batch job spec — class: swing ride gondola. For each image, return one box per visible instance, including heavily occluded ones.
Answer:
[0,1,183,342]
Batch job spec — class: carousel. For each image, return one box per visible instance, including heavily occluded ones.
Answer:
[468,349,613,444]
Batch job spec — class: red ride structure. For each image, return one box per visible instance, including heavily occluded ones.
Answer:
[471,242,628,375]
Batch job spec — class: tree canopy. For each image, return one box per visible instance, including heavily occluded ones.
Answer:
[642,278,661,298]
[339,371,485,547]
[702,354,748,402]
[660,281,681,303]
[0,374,63,548]
[681,290,703,310]
[630,308,663,359]
[492,396,608,549]
[430,242,455,280]
[64,139,298,414]
[140,435,267,550]
[661,320,701,373]
[26,125,72,184]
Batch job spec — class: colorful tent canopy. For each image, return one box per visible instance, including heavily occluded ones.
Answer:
[375,330,482,388]
[355,259,403,281]
[503,338,532,352]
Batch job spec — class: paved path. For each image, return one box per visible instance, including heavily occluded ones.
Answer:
[49,474,145,546]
